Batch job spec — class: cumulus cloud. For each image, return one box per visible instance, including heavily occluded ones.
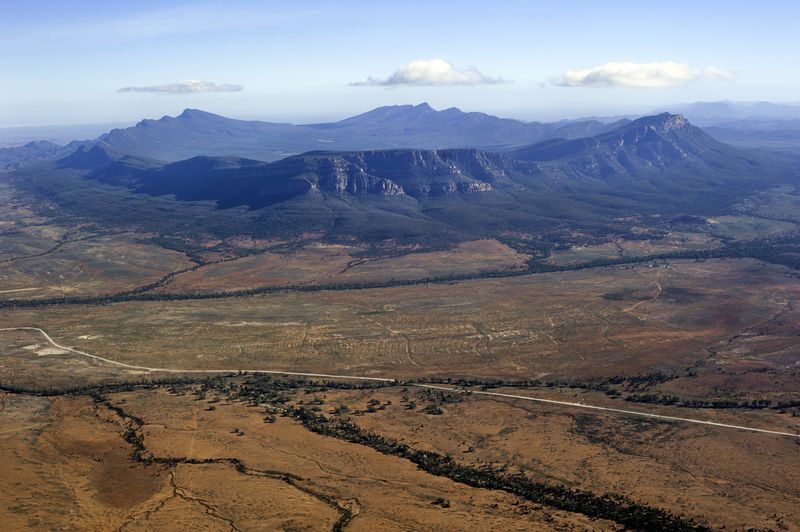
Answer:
[556,61,733,88]
[118,80,244,94]
[353,59,504,86]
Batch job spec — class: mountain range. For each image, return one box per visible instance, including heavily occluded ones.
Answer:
[12,109,788,243]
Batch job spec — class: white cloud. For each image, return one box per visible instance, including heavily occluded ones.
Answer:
[557,61,733,89]
[353,59,504,86]
[118,80,244,94]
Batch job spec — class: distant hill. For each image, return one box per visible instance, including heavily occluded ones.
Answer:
[665,101,800,124]
[657,101,800,151]
[0,140,70,171]
[703,119,800,150]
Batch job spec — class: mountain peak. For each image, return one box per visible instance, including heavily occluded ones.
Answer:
[510,112,728,175]
[58,144,117,169]
[441,106,464,115]
[129,109,229,130]
[177,108,219,120]
[23,140,61,149]
[629,112,690,132]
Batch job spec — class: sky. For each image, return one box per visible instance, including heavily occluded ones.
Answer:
[1,0,799,127]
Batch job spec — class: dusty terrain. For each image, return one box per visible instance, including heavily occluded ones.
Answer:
[1,182,799,530]
[0,389,612,530]
[323,385,800,531]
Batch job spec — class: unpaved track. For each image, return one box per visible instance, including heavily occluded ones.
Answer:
[414,384,800,438]
[0,327,394,381]
[2,327,798,439]
[0,423,48,435]
[0,288,42,295]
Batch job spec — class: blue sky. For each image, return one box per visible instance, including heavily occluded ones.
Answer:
[2,0,798,126]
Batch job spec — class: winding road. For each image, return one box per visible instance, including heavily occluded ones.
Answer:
[2,326,798,439]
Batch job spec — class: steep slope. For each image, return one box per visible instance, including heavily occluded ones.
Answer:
[286,149,512,197]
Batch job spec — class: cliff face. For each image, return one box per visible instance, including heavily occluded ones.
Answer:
[311,157,405,195]
[291,149,502,198]
[78,148,501,212]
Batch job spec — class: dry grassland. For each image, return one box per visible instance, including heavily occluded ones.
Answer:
[166,239,528,293]
[3,259,797,385]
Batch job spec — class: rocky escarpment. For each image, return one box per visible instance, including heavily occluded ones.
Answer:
[301,156,405,196]
[291,149,502,198]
